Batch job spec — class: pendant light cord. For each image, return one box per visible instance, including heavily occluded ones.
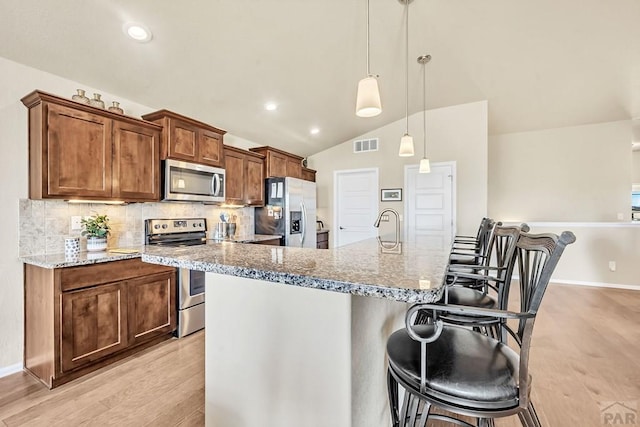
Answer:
[405,0,409,134]
[423,58,426,157]
[366,0,371,76]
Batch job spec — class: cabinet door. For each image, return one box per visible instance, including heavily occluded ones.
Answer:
[286,157,302,179]
[246,155,265,206]
[198,129,224,167]
[301,168,316,182]
[224,149,246,204]
[127,272,176,346]
[268,151,288,178]
[112,121,161,201]
[168,119,198,162]
[61,282,128,372]
[46,103,113,198]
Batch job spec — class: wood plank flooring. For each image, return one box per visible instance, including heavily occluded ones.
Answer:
[0,284,638,426]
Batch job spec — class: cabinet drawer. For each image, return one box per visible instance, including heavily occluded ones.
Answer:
[61,258,175,292]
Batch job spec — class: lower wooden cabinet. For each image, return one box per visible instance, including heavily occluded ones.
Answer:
[61,281,129,372]
[252,237,282,246]
[24,258,176,388]
[317,230,329,249]
[127,272,175,346]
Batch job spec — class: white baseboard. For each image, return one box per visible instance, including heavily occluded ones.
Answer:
[551,280,640,291]
[0,363,22,378]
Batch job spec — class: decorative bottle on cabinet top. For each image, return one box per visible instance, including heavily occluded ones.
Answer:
[108,101,124,114]
[71,89,90,104]
[89,93,105,109]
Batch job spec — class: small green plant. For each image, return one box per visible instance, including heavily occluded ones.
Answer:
[80,214,111,238]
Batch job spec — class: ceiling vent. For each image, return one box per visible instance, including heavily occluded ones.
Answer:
[353,138,379,153]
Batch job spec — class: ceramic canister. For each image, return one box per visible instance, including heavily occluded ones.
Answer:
[64,237,80,258]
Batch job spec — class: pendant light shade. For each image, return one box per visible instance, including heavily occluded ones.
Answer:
[399,133,415,156]
[419,158,431,173]
[355,0,382,117]
[418,54,431,173]
[398,0,414,157]
[356,76,382,117]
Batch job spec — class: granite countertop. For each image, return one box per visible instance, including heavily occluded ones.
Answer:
[21,246,145,269]
[208,234,281,243]
[142,238,446,303]
[20,234,283,269]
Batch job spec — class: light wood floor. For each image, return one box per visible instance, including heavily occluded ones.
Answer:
[0,284,638,426]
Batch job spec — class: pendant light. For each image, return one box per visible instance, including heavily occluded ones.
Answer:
[418,54,431,173]
[355,0,382,117]
[398,0,414,157]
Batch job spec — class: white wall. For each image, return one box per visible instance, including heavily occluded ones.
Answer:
[308,101,488,240]
[489,121,640,287]
[632,150,640,185]
[489,121,631,222]
[0,56,259,374]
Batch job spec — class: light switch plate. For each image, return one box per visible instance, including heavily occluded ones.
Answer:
[71,216,82,230]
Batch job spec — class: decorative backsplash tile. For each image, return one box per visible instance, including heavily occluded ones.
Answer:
[18,199,255,256]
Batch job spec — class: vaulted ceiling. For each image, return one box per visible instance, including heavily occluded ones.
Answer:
[1,0,639,156]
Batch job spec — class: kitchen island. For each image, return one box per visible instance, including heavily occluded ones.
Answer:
[142,238,447,427]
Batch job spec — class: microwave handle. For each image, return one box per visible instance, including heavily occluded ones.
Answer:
[212,174,220,196]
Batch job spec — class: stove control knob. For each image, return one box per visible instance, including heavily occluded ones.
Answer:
[162,224,168,229]
[154,224,160,230]
[198,222,203,227]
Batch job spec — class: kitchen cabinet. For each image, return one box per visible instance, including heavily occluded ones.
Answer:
[251,237,282,246]
[301,167,316,182]
[21,90,162,202]
[249,146,315,181]
[61,281,128,372]
[223,145,265,206]
[142,109,226,168]
[24,258,176,388]
[317,230,329,249]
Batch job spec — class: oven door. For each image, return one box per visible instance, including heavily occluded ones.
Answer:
[178,268,205,309]
[164,159,225,203]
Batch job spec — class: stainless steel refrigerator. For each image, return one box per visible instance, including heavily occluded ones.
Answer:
[255,177,317,248]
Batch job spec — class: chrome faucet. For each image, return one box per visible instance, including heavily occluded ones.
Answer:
[374,208,401,252]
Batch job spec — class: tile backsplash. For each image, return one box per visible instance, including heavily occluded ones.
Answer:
[19,199,255,256]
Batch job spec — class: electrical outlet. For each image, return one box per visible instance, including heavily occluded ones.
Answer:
[71,216,82,230]
[608,261,616,272]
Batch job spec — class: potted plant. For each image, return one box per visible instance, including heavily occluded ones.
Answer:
[81,214,111,252]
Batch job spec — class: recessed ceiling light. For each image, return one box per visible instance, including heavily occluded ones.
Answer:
[265,102,278,111]
[123,22,153,43]
[310,127,320,135]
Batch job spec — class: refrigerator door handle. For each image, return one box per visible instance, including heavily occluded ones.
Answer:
[300,201,307,247]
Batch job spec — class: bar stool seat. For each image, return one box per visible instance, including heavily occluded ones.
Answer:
[387,324,520,407]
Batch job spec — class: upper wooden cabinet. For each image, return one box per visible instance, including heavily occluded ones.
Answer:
[301,167,317,182]
[21,90,162,202]
[142,109,226,168]
[249,146,315,182]
[224,145,265,206]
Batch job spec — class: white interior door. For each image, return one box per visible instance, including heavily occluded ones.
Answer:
[334,168,378,248]
[404,162,455,250]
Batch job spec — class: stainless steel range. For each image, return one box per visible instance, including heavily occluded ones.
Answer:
[145,218,207,337]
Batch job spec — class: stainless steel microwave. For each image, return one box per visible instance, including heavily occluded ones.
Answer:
[163,159,225,203]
